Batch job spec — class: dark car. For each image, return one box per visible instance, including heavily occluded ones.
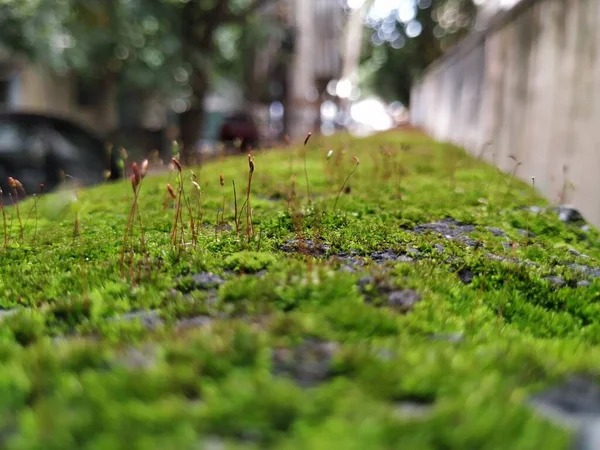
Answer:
[0,112,120,199]
[218,111,260,152]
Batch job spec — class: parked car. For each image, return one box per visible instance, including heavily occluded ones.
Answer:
[218,111,260,152]
[0,112,120,199]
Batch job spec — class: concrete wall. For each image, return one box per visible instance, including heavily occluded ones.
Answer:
[410,0,600,227]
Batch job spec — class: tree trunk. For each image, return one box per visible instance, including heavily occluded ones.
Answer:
[179,68,208,165]
[179,2,210,166]
[180,106,205,166]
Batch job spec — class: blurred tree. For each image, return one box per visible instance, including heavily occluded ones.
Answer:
[360,0,477,106]
[0,0,276,161]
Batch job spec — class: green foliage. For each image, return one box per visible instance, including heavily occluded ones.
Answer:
[362,0,477,104]
[224,251,276,273]
[0,0,276,100]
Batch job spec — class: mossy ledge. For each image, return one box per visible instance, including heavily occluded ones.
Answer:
[0,131,599,449]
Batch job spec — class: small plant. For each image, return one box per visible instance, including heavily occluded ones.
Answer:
[233,179,240,235]
[119,148,128,176]
[499,155,522,210]
[303,132,312,203]
[120,160,149,280]
[24,183,44,244]
[525,176,535,247]
[168,158,186,252]
[163,140,180,211]
[476,140,493,160]
[34,183,43,241]
[0,188,7,249]
[333,156,360,212]
[324,149,334,185]
[8,177,24,240]
[557,164,575,204]
[167,157,195,248]
[216,173,226,241]
[72,186,81,240]
[287,173,297,212]
[103,143,115,181]
[190,171,202,248]
[238,154,255,241]
[180,164,196,247]
[334,148,346,187]
[246,154,255,240]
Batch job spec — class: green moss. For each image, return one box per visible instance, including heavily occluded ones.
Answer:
[0,131,597,447]
[224,252,277,274]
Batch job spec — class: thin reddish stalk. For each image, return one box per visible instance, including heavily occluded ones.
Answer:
[246,155,255,241]
[215,210,220,242]
[11,188,23,240]
[333,157,360,212]
[120,179,141,278]
[134,194,149,275]
[191,181,202,248]
[0,190,7,249]
[303,133,311,204]
[163,169,174,211]
[181,186,195,246]
[232,180,239,235]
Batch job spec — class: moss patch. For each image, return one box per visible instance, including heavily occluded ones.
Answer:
[0,131,598,448]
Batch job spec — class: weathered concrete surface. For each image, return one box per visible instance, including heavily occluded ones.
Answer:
[411,0,600,228]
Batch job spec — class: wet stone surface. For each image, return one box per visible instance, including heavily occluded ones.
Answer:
[529,376,600,429]
[271,339,339,387]
[575,421,600,450]
[112,310,164,330]
[0,309,18,320]
[406,247,421,257]
[484,253,538,268]
[428,333,464,343]
[570,264,600,279]
[486,227,507,237]
[557,205,585,224]
[518,229,536,238]
[199,436,225,450]
[330,251,366,273]
[370,250,415,264]
[457,269,474,285]
[175,315,213,331]
[569,248,588,258]
[413,218,480,248]
[120,344,158,370]
[393,401,435,420]
[280,239,331,257]
[358,277,422,313]
[528,206,546,214]
[544,276,566,288]
[190,272,225,290]
[203,223,233,232]
[387,290,422,312]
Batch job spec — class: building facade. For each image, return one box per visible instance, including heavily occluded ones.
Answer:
[253,0,365,141]
[0,55,118,136]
